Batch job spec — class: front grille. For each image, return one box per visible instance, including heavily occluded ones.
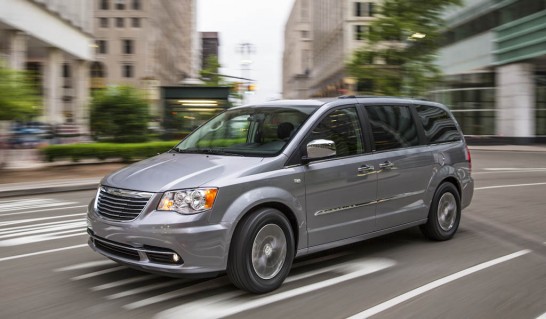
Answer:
[96,186,153,221]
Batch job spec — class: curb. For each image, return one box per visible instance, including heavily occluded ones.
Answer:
[0,182,99,198]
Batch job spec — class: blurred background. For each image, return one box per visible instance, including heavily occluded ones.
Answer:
[0,0,545,167]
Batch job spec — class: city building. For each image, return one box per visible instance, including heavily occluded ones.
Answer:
[92,0,196,116]
[200,32,219,70]
[433,0,546,139]
[282,0,312,99]
[0,0,94,126]
[282,0,379,98]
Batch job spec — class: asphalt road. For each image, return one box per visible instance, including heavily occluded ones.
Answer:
[1,149,545,319]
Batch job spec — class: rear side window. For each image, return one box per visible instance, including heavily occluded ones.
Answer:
[366,105,419,151]
[416,105,461,144]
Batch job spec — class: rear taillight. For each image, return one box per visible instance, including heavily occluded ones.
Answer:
[465,145,472,174]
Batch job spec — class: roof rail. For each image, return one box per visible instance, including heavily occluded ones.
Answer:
[337,95,356,99]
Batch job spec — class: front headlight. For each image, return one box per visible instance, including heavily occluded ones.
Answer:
[157,188,218,214]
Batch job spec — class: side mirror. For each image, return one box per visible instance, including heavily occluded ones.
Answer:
[303,139,336,163]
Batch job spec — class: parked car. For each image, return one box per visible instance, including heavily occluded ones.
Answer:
[87,96,474,293]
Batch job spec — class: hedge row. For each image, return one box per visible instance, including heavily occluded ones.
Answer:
[42,141,179,162]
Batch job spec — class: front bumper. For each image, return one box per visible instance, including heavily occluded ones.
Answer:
[87,201,230,276]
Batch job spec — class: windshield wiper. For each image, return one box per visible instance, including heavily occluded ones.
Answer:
[171,148,242,156]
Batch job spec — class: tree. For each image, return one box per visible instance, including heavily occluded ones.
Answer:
[199,55,223,86]
[90,85,149,143]
[0,64,40,121]
[346,0,461,97]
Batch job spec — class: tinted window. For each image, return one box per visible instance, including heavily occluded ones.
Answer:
[366,105,419,151]
[416,105,461,144]
[307,107,363,157]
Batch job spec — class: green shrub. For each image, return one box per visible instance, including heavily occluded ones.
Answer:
[42,141,179,163]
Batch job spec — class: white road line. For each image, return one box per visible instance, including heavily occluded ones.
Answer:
[475,182,546,190]
[483,168,546,171]
[0,214,85,226]
[346,250,531,319]
[71,266,127,281]
[0,221,85,238]
[106,279,188,300]
[55,260,116,272]
[0,199,78,212]
[91,274,158,291]
[536,311,546,319]
[154,258,396,318]
[0,231,87,246]
[124,278,233,310]
[0,219,84,232]
[0,205,87,217]
[0,244,87,262]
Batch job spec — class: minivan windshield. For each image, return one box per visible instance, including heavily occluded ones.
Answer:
[172,105,318,157]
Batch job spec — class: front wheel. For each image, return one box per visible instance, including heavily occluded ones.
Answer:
[420,182,461,241]
[227,208,295,294]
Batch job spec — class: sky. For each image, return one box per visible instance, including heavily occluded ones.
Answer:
[197,0,295,104]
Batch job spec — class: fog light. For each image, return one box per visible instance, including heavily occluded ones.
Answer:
[172,253,180,263]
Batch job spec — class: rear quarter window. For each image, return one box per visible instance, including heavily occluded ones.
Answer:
[416,105,461,144]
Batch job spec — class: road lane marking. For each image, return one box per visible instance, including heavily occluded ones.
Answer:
[483,168,546,171]
[346,250,531,319]
[0,205,87,217]
[475,182,546,190]
[154,257,396,318]
[106,279,188,300]
[124,278,233,310]
[0,199,78,213]
[0,244,87,262]
[0,219,84,233]
[55,260,116,272]
[71,266,127,280]
[0,213,85,226]
[536,311,546,319]
[0,231,86,246]
[91,274,158,291]
[0,221,85,238]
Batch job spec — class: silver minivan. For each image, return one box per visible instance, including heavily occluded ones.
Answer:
[87,96,474,293]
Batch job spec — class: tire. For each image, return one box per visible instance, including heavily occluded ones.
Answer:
[420,182,461,241]
[227,208,295,294]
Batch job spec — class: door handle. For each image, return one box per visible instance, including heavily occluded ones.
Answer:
[357,164,375,176]
[379,161,395,170]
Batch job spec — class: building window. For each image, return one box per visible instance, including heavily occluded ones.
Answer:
[100,0,109,10]
[122,39,134,54]
[116,17,124,27]
[115,0,125,10]
[96,40,108,54]
[354,25,370,40]
[132,0,141,10]
[99,17,108,28]
[62,63,71,78]
[301,30,309,39]
[122,64,134,78]
[131,17,141,27]
[355,2,375,17]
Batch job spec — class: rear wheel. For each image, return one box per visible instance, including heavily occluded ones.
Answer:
[227,208,294,293]
[420,182,461,241]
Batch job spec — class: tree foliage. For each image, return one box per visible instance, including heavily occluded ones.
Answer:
[346,0,461,97]
[199,55,223,86]
[90,86,149,143]
[0,64,41,121]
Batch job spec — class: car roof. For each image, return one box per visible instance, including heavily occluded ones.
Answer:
[234,96,446,111]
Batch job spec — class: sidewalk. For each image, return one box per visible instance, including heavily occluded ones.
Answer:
[1,144,546,198]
